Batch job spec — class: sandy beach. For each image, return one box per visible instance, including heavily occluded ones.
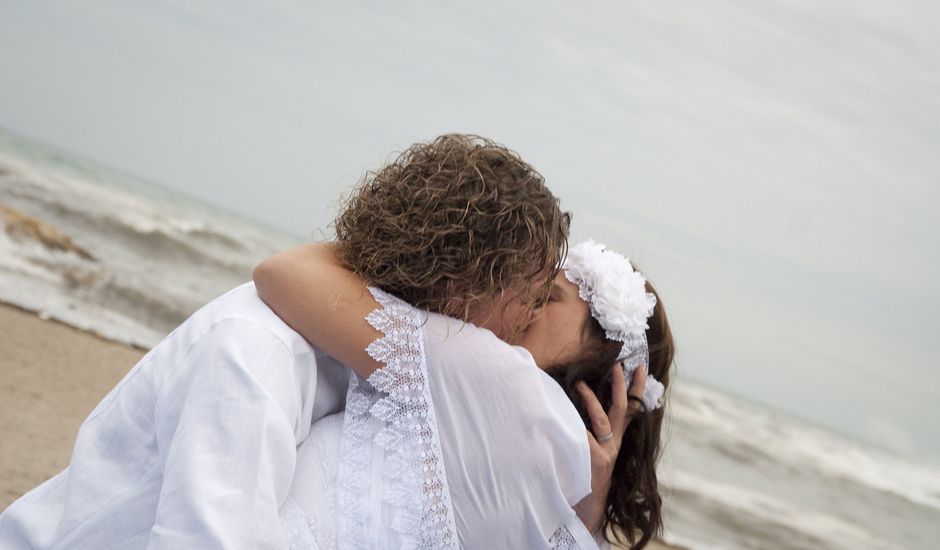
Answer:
[0,302,145,508]
[0,301,676,549]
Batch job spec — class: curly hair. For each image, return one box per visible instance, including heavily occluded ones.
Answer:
[334,134,569,333]
[546,275,675,549]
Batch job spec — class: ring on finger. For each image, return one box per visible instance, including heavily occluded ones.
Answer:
[596,431,614,442]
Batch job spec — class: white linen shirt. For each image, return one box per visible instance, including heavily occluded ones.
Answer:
[422,310,598,549]
[2,283,602,549]
[303,288,600,549]
[0,283,348,550]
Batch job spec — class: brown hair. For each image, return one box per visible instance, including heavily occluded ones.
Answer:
[546,276,674,549]
[334,134,569,332]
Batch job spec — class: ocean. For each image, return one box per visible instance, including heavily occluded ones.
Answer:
[1,130,938,549]
[0,128,298,348]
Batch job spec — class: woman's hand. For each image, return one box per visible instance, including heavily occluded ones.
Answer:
[573,363,647,535]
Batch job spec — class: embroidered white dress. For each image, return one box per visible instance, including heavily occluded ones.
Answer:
[279,288,602,549]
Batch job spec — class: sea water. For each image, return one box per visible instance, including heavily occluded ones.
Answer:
[1,130,938,549]
[0,128,298,347]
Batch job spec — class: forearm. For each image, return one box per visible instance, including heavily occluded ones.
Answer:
[574,481,611,535]
[253,243,383,379]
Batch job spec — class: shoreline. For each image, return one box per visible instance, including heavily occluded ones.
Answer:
[0,301,679,549]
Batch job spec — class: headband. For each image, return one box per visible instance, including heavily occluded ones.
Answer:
[562,240,665,411]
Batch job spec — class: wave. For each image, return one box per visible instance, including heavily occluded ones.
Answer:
[671,384,940,513]
[1,153,253,264]
[663,471,896,550]
[0,136,299,348]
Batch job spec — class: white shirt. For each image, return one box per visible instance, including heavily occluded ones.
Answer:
[0,283,348,549]
[1,284,599,549]
[424,309,597,548]
[281,289,599,549]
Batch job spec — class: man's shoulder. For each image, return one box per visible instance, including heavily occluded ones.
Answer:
[182,282,315,356]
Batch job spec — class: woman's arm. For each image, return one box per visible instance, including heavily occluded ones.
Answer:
[574,364,648,537]
[252,242,384,379]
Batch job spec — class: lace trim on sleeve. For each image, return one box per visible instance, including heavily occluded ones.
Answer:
[550,525,580,549]
[279,497,321,550]
[550,519,604,550]
[336,287,459,549]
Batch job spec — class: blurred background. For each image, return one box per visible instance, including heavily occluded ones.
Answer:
[1,1,938,548]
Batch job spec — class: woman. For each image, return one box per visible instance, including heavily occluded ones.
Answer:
[255,240,674,549]
[533,241,673,548]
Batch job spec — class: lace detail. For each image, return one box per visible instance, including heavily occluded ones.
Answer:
[336,287,459,549]
[549,525,580,549]
[280,497,321,550]
[280,413,344,549]
[309,419,340,550]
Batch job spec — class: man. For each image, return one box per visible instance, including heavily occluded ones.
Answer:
[0,134,569,548]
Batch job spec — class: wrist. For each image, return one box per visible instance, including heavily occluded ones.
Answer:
[574,499,604,534]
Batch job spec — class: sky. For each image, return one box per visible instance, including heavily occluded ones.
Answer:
[1,0,938,464]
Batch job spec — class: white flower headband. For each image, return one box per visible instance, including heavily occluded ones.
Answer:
[562,240,665,411]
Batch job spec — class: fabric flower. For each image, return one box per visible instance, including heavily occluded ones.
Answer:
[563,240,664,411]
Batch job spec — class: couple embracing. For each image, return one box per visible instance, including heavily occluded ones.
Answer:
[0,134,675,549]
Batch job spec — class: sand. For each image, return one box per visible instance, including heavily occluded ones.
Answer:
[0,302,677,549]
[0,303,145,508]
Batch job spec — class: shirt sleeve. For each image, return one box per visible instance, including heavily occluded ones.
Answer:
[534,363,594,506]
[422,313,595,548]
[146,318,300,550]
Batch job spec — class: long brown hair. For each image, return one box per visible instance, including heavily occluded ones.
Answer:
[546,277,674,549]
